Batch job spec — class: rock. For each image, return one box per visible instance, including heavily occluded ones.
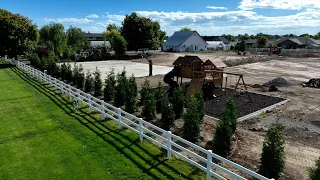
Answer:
[269,85,278,91]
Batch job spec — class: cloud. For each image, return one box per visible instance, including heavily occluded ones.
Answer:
[86,14,99,18]
[44,17,94,24]
[238,0,320,10]
[206,6,228,10]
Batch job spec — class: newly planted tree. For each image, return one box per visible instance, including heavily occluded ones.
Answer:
[84,71,94,93]
[93,67,103,97]
[142,88,156,121]
[195,90,205,123]
[226,98,237,133]
[183,95,201,142]
[140,79,151,105]
[160,93,175,130]
[171,86,184,119]
[77,64,85,90]
[72,63,79,86]
[259,123,285,179]
[309,157,320,180]
[114,69,127,107]
[60,62,67,80]
[104,69,116,101]
[65,62,73,82]
[124,75,138,113]
[155,81,166,113]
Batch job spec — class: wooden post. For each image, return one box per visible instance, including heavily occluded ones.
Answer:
[241,76,252,102]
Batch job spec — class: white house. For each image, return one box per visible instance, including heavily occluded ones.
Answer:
[162,31,208,52]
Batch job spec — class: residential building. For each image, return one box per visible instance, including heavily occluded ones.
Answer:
[85,33,104,41]
[274,37,320,49]
[162,31,208,52]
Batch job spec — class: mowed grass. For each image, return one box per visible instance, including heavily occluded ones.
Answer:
[0,62,206,180]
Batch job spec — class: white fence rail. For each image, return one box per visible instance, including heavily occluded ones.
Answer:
[7,59,273,180]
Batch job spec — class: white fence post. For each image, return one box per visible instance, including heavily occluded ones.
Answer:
[117,108,122,129]
[101,101,105,120]
[167,131,172,159]
[68,85,72,100]
[88,95,92,112]
[139,118,143,142]
[206,150,213,180]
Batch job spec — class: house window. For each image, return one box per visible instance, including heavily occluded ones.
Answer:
[195,46,198,51]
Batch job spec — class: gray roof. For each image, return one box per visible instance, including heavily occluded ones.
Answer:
[85,33,104,38]
[274,37,320,45]
[245,39,258,44]
[163,31,207,46]
[90,41,111,48]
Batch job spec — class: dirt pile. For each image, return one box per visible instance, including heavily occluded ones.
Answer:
[264,77,291,87]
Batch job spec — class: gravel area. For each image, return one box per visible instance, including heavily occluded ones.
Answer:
[204,89,286,118]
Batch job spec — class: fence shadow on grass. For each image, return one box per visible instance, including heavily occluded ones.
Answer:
[10,66,200,180]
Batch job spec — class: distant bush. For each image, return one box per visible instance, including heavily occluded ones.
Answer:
[171,86,184,119]
[142,88,156,121]
[124,75,138,113]
[309,157,320,180]
[114,69,127,107]
[259,123,285,179]
[160,93,175,130]
[104,69,116,102]
[84,71,94,93]
[183,95,201,142]
[93,67,103,97]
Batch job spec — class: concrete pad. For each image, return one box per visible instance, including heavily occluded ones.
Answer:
[72,60,173,80]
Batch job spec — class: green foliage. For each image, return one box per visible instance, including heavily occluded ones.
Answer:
[113,34,127,57]
[114,69,127,107]
[0,9,39,58]
[213,109,233,158]
[160,93,175,131]
[104,69,116,102]
[314,32,320,40]
[257,36,268,47]
[225,99,237,133]
[141,88,156,121]
[309,157,320,180]
[93,68,103,97]
[155,81,166,113]
[180,27,191,31]
[140,79,151,105]
[72,63,79,86]
[28,53,41,69]
[171,86,184,119]
[124,75,138,113]
[66,26,89,53]
[107,23,120,32]
[121,12,166,50]
[65,62,73,82]
[77,64,85,90]
[195,90,205,123]
[104,28,121,47]
[183,95,201,143]
[238,40,246,52]
[259,124,285,179]
[84,71,94,93]
[60,62,67,80]
[39,23,67,58]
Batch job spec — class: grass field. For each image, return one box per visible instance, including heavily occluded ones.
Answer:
[0,61,206,180]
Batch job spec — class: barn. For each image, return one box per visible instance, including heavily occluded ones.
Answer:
[162,31,208,52]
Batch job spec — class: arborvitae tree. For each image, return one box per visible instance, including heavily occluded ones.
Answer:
[259,124,285,179]
[104,69,116,102]
[213,109,233,158]
[124,75,138,113]
[226,98,237,133]
[77,64,85,90]
[84,71,94,93]
[93,67,103,97]
[183,95,201,142]
[140,79,151,105]
[52,63,61,78]
[142,88,156,121]
[171,86,184,119]
[60,62,67,80]
[195,90,205,123]
[309,157,320,180]
[72,63,79,86]
[160,93,175,130]
[155,81,166,113]
[114,69,127,107]
[65,62,73,82]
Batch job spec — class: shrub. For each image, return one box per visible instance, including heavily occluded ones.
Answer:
[65,62,73,82]
[155,81,166,113]
[140,79,151,105]
[170,86,184,119]
[60,62,67,80]
[213,109,233,158]
[309,157,320,180]
[160,93,175,130]
[104,69,116,101]
[28,53,41,69]
[114,69,127,107]
[183,95,201,142]
[259,124,285,179]
[113,34,127,57]
[142,88,156,121]
[124,75,138,113]
[93,67,103,97]
[77,64,85,90]
[195,90,205,123]
[72,63,79,86]
[84,71,94,93]
[225,98,237,133]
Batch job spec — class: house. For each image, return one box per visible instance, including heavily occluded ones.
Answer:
[245,39,258,48]
[85,33,104,41]
[202,36,230,45]
[274,37,320,49]
[162,31,208,52]
[206,41,227,50]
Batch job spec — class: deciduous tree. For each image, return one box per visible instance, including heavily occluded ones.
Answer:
[180,27,191,31]
[66,26,89,53]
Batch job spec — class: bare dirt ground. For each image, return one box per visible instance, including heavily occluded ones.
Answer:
[133,52,320,180]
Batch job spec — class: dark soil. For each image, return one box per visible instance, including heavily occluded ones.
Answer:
[204,89,286,118]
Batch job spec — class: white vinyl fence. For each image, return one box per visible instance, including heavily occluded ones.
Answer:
[8,59,273,180]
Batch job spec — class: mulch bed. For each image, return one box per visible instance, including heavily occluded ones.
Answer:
[204,89,286,119]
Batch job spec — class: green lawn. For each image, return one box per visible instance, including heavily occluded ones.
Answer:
[0,62,206,180]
